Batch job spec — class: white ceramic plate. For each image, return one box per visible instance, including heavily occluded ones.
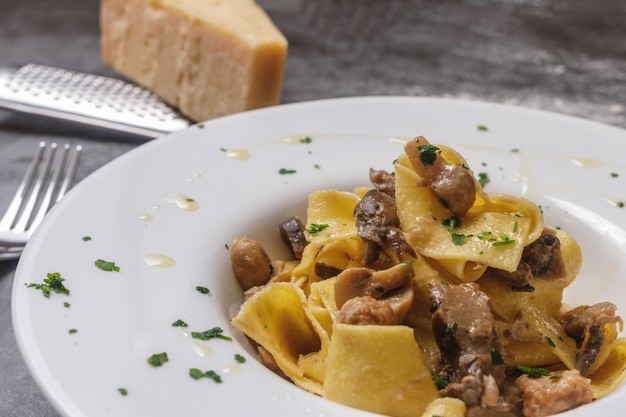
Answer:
[12,97,626,417]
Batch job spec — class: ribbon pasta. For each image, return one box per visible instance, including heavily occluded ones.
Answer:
[231,138,626,417]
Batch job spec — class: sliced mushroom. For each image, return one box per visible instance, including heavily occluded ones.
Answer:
[404,136,477,217]
[334,262,414,309]
[279,216,308,259]
[230,236,272,290]
[369,167,396,198]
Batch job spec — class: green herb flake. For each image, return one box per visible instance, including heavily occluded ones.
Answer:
[442,216,461,232]
[172,319,189,327]
[512,221,519,233]
[545,336,556,347]
[68,328,77,335]
[451,233,467,245]
[82,236,92,242]
[444,322,458,341]
[511,148,520,153]
[611,172,619,178]
[617,201,625,208]
[234,354,246,363]
[300,136,313,144]
[417,144,441,166]
[195,286,210,295]
[478,172,490,188]
[189,368,222,383]
[147,352,169,367]
[306,223,329,234]
[118,388,128,396]
[432,374,450,389]
[278,168,297,175]
[64,301,71,308]
[197,123,205,129]
[477,125,488,132]
[314,164,321,169]
[26,272,70,298]
[94,259,120,272]
[191,327,233,342]
[517,364,551,377]
[491,350,505,365]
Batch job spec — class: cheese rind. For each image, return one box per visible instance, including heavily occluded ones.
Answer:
[100,0,288,122]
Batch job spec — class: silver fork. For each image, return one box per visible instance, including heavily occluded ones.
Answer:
[0,141,81,261]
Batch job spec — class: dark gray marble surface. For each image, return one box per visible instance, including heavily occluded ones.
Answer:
[0,0,624,416]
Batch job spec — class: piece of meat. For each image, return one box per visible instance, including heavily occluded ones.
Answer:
[336,295,399,325]
[430,281,503,407]
[561,301,623,375]
[515,370,593,417]
[230,236,272,290]
[490,232,567,290]
[369,167,396,198]
[279,216,308,259]
[336,282,415,325]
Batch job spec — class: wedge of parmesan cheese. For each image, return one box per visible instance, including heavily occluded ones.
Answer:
[100,0,288,122]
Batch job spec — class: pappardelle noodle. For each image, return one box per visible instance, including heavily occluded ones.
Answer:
[230,136,626,417]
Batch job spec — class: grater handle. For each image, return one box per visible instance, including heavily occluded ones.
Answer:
[0,64,191,139]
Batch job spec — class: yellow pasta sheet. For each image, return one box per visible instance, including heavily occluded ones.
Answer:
[323,323,439,417]
[394,153,543,281]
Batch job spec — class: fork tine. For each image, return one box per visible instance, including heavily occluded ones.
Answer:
[13,143,58,233]
[55,144,81,203]
[0,141,46,230]
[28,144,68,231]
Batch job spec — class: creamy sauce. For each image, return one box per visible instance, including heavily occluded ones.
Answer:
[139,213,153,222]
[224,148,250,160]
[222,364,242,374]
[166,192,199,211]
[144,254,176,268]
[191,342,213,357]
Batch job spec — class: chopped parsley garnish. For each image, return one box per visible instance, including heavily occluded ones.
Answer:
[94,259,120,272]
[477,172,490,188]
[314,164,321,169]
[118,388,128,396]
[82,236,92,241]
[191,327,233,341]
[477,125,488,131]
[26,272,70,298]
[451,233,467,245]
[64,302,70,308]
[444,322,458,341]
[300,136,313,144]
[517,365,551,377]
[189,368,222,383]
[442,216,468,245]
[511,148,520,153]
[68,328,77,334]
[611,172,619,178]
[306,223,329,234]
[278,168,297,175]
[442,216,461,232]
[172,319,188,327]
[197,123,204,129]
[617,201,625,208]
[491,350,504,365]
[545,336,556,347]
[432,374,450,389]
[195,286,210,295]
[234,354,246,363]
[417,144,441,166]
[147,352,169,367]
[492,234,516,247]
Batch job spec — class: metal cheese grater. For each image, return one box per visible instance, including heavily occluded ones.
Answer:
[0,63,191,139]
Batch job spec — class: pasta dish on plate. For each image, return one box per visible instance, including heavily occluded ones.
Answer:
[230,136,626,417]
